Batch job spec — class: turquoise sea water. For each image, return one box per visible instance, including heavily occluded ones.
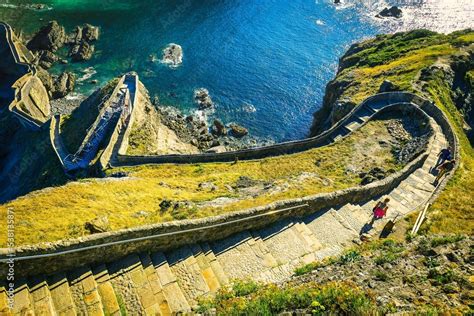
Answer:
[0,0,473,141]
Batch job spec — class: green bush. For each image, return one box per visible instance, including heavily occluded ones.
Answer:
[197,281,378,315]
[430,235,465,247]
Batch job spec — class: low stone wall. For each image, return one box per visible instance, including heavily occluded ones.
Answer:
[113,92,437,165]
[98,75,137,169]
[0,102,436,278]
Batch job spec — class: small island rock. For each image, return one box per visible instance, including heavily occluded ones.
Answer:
[377,6,403,18]
[229,123,248,138]
[162,43,183,67]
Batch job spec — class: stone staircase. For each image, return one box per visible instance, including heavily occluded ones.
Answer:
[3,105,448,314]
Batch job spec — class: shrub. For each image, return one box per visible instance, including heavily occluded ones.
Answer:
[197,281,379,315]
[430,235,465,247]
[231,279,260,297]
[339,250,361,264]
[294,262,319,276]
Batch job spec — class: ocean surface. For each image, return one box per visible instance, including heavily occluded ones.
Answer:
[0,0,473,141]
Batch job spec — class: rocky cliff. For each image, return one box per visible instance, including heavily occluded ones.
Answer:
[310,29,474,138]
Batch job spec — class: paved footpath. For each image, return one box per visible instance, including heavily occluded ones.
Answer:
[1,110,448,315]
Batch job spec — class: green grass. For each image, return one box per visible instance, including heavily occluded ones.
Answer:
[197,281,379,315]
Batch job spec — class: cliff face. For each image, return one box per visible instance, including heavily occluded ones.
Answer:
[310,29,474,137]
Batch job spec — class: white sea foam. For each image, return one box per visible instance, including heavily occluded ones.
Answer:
[65,92,84,101]
[241,102,256,113]
[77,67,97,83]
[315,19,325,26]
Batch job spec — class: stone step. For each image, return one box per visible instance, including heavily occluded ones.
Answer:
[29,275,56,315]
[303,208,358,249]
[211,230,269,281]
[344,120,363,132]
[253,219,314,268]
[107,254,147,314]
[150,251,191,313]
[165,245,211,307]
[12,281,34,315]
[189,244,222,294]
[200,242,230,287]
[92,264,121,316]
[139,254,172,316]
[68,266,104,316]
[47,273,77,315]
[0,285,12,315]
[294,221,323,253]
[335,204,369,234]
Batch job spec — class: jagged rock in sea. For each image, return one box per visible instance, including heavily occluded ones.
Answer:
[376,6,403,18]
[27,20,66,52]
[211,119,227,136]
[82,24,100,42]
[162,43,183,67]
[229,123,249,138]
[194,88,214,109]
[69,41,95,61]
[52,72,76,98]
[38,50,59,69]
[37,68,75,99]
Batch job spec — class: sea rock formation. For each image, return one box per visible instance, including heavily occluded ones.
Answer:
[211,119,227,136]
[162,43,183,67]
[27,20,66,52]
[194,88,214,109]
[69,41,94,61]
[37,68,75,99]
[377,6,403,18]
[229,123,249,138]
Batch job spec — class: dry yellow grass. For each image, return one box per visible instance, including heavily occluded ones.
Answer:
[0,118,402,246]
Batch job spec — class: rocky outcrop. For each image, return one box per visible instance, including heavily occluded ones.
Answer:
[211,119,227,136]
[376,6,403,18]
[162,43,183,67]
[69,41,94,61]
[27,21,66,52]
[84,216,109,234]
[378,79,399,93]
[37,68,75,99]
[194,88,213,109]
[229,123,249,138]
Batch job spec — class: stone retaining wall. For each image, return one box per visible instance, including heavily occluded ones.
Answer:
[113,92,436,165]
[0,102,440,278]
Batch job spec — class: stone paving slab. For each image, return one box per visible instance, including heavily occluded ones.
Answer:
[139,254,172,316]
[255,219,313,266]
[29,276,55,316]
[200,242,229,287]
[47,273,76,315]
[166,246,211,306]
[92,264,121,316]
[211,231,269,281]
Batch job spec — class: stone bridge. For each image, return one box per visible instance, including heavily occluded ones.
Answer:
[0,91,458,315]
[50,74,136,172]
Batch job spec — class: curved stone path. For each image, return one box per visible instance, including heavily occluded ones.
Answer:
[1,96,452,315]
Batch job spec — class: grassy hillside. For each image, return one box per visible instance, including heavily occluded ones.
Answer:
[0,116,406,246]
[311,29,474,235]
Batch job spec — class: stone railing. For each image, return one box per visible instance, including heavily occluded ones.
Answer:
[98,74,138,169]
[112,92,439,165]
[0,101,442,278]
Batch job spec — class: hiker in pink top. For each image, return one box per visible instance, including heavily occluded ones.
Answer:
[370,198,390,225]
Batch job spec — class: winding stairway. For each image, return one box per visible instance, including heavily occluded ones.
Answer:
[0,97,450,315]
